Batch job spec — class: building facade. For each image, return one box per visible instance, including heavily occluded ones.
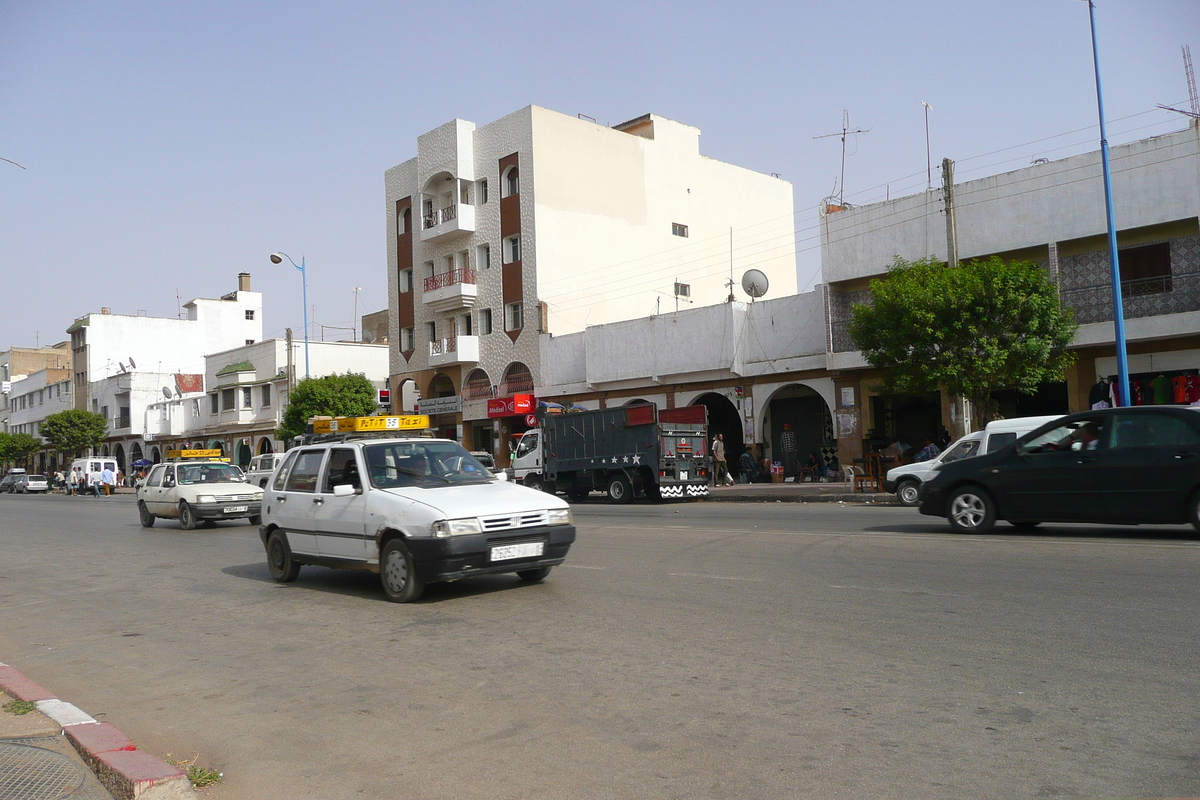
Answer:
[820,122,1200,466]
[385,106,797,463]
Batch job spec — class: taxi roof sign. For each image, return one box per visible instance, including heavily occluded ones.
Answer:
[310,415,430,434]
[166,449,227,460]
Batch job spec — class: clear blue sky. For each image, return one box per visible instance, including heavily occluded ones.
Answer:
[1,0,1195,351]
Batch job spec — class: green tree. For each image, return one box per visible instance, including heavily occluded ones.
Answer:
[278,372,379,442]
[39,409,108,458]
[848,256,1078,425]
[2,433,43,468]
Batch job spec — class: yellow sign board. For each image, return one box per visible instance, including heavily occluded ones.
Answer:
[310,415,430,434]
[166,449,224,459]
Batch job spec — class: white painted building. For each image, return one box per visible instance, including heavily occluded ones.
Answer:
[385,106,797,460]
[820,121,1200,463]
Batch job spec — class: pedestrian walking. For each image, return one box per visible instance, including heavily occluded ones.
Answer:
[738,447,756,484]
[712,433,732,486]
[88,467,102,497]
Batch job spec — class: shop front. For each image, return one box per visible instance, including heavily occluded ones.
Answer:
[417,395,463,442]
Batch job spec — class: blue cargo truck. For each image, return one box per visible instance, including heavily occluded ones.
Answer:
[511,403,711,503]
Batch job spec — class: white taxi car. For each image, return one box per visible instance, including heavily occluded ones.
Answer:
[137,460,263,529]
[259,436,576,602]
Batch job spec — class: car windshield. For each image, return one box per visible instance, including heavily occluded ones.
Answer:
[941,438,980,463]
[1019,419,1107,453]
[175,463,244,485]
[364,441,492,489]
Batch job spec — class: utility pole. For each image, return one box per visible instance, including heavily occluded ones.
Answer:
[921,102,933,190]
[942,157,959,268]
[286,328,295,390]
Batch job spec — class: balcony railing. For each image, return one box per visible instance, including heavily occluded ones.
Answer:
[424,267,477,293]
[422,212,438,230]
[430,336,457,357]
[441,205,457,223]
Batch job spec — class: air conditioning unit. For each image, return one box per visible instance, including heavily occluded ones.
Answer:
[674,282,691,298]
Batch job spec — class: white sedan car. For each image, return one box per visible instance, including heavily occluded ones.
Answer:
[136,461,263,529]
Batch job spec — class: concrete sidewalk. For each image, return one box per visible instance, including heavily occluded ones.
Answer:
[704,479,896,504]
[0,663,196,800]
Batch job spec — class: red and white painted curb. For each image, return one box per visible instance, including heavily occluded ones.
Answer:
[0,661,196,800]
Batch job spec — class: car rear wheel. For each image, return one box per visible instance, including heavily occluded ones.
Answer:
[380,539,424,603]
[607,474,632,504]
[138,501,156,528]
[266,531,301,582]
[517,566,552,582]
[947,486,996,534]
[896,480,921,507]
[1188,490,1200,533]
[178,501,197,530]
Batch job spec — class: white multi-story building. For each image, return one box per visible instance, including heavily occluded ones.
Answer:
[140,338,390,465]
[385,106,797,460]
[820,121,1200,465]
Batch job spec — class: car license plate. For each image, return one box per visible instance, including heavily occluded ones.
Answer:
[224,505,248,513]
[679,471,688,480]
[490,541,544,562]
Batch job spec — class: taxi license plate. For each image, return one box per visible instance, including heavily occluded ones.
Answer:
[490,542,543,562]
[224,505,248,514]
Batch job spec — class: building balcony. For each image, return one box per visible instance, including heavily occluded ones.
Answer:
[423,268,478,313]
[420,203,475,242]
[428,335,480,368]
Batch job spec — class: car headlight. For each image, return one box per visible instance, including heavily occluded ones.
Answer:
[546,508,572,526]
[196,494,217,504]
[432,517,483,538]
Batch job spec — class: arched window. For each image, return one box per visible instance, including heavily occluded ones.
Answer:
[500,362,534,395]
[464,369,494,400]
[502,166,519,198]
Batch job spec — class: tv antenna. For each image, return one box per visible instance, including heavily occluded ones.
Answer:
[814,110,870,206]
[1158,45,1199,119]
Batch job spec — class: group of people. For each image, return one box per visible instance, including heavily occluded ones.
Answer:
[53,466,123,496]
[711,429,835,485]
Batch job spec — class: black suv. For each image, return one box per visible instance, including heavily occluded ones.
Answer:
[918,406,1200,534]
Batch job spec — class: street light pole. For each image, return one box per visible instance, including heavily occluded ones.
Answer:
[1084,0,1131,407]
[270,252,310,378]
[352,287,362,343]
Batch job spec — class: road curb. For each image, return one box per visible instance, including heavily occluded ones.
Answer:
[0,660,196,800]
[702,492,897,505]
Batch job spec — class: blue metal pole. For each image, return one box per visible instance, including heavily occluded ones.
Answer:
[1087,0,1130,407]
[299,256,310,378]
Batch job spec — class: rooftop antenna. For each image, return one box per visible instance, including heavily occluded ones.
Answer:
[1157,45,1199,119]
[814,110,870,206]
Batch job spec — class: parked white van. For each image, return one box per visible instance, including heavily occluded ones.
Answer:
[884,415,1062,506]
[246,453,286,488]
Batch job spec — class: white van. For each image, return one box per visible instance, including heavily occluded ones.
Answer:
[884,415,1062,506]
[246,453,286,488]
[69,457,120,494]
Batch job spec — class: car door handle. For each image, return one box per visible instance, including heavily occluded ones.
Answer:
[1174,452,1197,460]
[1075,457,1099,464]
[312,497,324,505]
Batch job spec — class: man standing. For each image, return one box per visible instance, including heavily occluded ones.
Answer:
[100,465,117,496]
[712,433,730,486]
[780,423,799,482]
[89,466,103,497]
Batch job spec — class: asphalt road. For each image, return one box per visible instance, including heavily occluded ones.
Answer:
[1,492,1198,799]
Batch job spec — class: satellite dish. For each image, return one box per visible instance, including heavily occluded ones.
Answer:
[162,387,173,399]
[741,269,770,299]
[128,357,137,369]
[118,362,127,373]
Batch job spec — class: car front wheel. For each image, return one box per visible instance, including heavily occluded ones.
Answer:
[896,480,921,507]
[138,501,156,528]
[947,486,996,534]
[380,539,424,603]
[178,501,197,530]
[517,566,552,582]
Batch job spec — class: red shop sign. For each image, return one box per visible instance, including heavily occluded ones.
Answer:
[487,394,535,418]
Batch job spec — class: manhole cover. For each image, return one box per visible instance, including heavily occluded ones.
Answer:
[0,741,85,800]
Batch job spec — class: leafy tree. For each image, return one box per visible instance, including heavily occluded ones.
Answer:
[848,256,1077,425]
[39,409,107,457]
[2,433,43,468]
[279,372,379,441]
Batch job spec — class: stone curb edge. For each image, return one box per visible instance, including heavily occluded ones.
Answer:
[702,493,898,504]
[0,661,197,800]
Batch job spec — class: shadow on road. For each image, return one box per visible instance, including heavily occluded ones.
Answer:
[863,522,1200,542]
[220,561,543,603]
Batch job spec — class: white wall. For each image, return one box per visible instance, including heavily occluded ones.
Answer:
[822,124,1200,284]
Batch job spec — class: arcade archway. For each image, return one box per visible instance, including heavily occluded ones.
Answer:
[691,393,744,479]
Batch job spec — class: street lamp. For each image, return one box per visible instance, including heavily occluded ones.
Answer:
[352,286,362,343]
[1083,0,1130,407]
[270,252,309,378]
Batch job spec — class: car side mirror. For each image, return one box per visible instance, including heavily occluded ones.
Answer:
[332,484,357,497]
